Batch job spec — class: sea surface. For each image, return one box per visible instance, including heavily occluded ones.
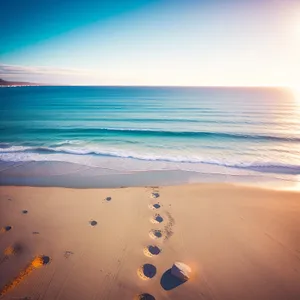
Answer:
[0,86,299,188]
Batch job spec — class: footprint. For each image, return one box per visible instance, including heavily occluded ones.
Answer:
[137,264,157,280]
[143,245,161,257]
[148,203,161,210]
[151,192,160,199]
[0,255,50,297]
[150,214,163,224]
[64,251,74,258]
[0,245,22,265]
[89,220,98,226]
[149,230,163,240]
[33,255,50,266]
[32,231,40,235]
[105,197,112,202]
[4,243,23,256]
[1,225,12,233]
[135,293,156,300]
[22,210,28,214]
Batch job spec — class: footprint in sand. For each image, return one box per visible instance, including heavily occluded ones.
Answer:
[149,229,163,240]
[1,244,23,264]
[0,255,50,297]
[135,293,156,300]
[148,203,161,210]
[105,196,112,202]
[22,210,28,214]
[150,214,163,224]
[64,251,74,258]
[89,220,98,226]
[37,255,51,266]
[1,226,12,233]
[143,245,161,257]
[151,192,160,199]
[4,243,23,256]
[137,264,157,280]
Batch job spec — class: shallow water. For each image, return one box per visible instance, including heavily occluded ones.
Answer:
[0,86,299,187]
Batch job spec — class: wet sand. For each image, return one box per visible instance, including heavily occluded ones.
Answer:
[0,184,300,300]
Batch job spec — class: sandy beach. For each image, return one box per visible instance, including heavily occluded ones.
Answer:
[0,184,300,300]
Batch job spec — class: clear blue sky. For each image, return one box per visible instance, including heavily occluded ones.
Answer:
[1,0,300,86]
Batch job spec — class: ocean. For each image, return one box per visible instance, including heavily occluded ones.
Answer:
[0,86,299,188]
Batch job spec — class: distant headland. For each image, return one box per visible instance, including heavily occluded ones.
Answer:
[0,78,39,87]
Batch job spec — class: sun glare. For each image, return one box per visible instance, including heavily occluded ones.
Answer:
[290,85,300,104]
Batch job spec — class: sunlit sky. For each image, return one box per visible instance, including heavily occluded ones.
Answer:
[1,0,300,86]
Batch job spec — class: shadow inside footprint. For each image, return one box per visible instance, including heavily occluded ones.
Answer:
[144,245,161,257]
[152,193,160,198]
[136,293,156,300]
[105,197,112,201]
[160,269,187,290]
[148,245,161,255]
[4,226,12,232]
[154,230,162,238]
[139,264,157,279]
[154,215,163,223]
[41,255,50,265]
[149,230,162,239]
[14,243,23,253]
[90,220,97,226]
[22,210,28,214]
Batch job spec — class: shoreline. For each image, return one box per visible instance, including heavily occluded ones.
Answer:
[0,183,300,299]
[0,160,299,191]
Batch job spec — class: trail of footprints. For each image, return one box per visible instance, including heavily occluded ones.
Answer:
[0,204,50,298]
[136,188,174,300]
[1,192,173,299]
[0,194,114,297]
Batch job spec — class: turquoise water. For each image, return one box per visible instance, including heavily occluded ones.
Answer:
[0,86,299,187]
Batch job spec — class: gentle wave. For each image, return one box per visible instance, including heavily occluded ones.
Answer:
[2,127,299,142]
[0,145,299,174]
[49,140,83,147]
[87,128,300,142]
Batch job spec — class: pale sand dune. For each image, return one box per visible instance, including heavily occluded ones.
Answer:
[0,184,300,300]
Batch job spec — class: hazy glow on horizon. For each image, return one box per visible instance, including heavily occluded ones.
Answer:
[0,0,300,87]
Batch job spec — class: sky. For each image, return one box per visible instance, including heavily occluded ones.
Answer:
[1,0,300,86]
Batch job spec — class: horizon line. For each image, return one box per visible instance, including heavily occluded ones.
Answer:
[11,84,292,89]
[0,79,292,89]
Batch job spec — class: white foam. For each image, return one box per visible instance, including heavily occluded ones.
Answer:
[0,144,300,175]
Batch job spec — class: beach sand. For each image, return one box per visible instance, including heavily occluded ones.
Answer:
[0,184,300,300]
